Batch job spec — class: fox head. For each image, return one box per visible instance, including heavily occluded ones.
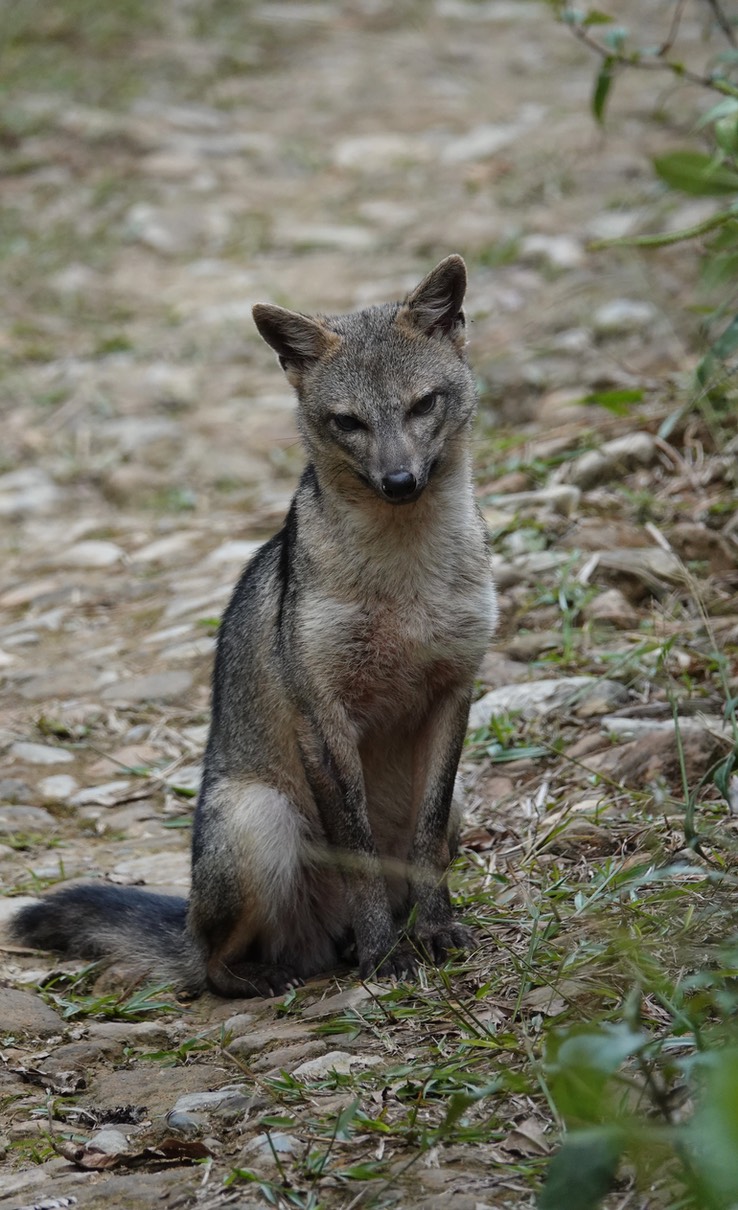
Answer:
[252,256,477,505]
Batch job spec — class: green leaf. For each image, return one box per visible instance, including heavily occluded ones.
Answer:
[708,311,738,361]
[689,1049,738,1205]
[539,1127,623,1210]
[582,10,614,27]
[592,57,615,124]
[583,388,644,414]
[592,56,615,124]
[653,151,738,196]
[545,1022,647,1123]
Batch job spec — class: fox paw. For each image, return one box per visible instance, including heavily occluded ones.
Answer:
[208,959,303,999]
[359,941,418,983]
[413,922,476,965]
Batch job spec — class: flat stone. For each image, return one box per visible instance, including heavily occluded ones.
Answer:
[51,541,125,569]
[292,1049,384,1080]
[568,433,657,489]
[584,588,640,629]
[206,540,262,565]
[38,773,79,800]
[333,132,431,171]
[171,1086,250,1115]
[71,780,132,807]
[302,984,379,1019]
[111,851,190,886]
[469,677,628,728]
[0,468,61,517]
[11,741,74,765]
[0,805,58,833]
[0,987,65,1039]
[519,234,584,270]
[100,671,193,703]
[593,298,657,336]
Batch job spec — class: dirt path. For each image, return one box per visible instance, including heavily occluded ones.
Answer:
[1,3,737,1208]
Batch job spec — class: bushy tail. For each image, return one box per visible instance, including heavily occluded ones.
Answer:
[9,885,205,995]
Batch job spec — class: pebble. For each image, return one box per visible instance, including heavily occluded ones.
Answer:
[469,677,628,728]
[593,298,657,336]
[333,133,431,171]
[292,1050,384,1080]
[519,234,585,270]
[11,741,74,765]
[584,588,640,629]
[171,1086,251,1115]
[71,781,132,807]
[0,805,59,832]
[100,670,193,703]
[0,987,65,1039]
[38,774,79,800]
[51,541,125,569]
[111,851,190,885]
[567,433,657,489]
[0,469,61,517]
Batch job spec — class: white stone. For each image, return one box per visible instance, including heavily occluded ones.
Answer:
[593,298,657,335]
[172,1086,250,1114]
[11,742,74,765]
[52,541,124,569]
[469,677,627,728]
[71,781,131,807]
[274,222,377,252]
[38,774,79,800]
[206,540,262,565]
[292,1050,384,1080]
[0,469,61,517]
[333,133,432,172]
[519,234,584,270]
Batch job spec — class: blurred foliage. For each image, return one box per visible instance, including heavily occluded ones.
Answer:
[549,1,738,441]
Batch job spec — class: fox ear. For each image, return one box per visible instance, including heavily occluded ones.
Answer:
[403,255,467,344]
[252,304,339,386]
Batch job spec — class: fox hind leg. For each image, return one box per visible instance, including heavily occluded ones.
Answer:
[190,779,346,997]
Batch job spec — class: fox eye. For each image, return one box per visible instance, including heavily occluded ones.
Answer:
[410,392,437,417]
[332,413,365,433]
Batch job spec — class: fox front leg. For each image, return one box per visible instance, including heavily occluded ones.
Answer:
[409,689,476,963]
[297,708,417,981]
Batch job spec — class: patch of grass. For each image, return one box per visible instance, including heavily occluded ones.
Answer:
[39,966,180,1021]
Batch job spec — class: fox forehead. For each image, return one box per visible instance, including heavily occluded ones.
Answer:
[304,306,471,408]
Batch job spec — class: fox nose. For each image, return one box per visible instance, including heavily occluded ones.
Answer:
[381,470,417,501]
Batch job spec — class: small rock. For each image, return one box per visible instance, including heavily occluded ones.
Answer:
[51,541,125,569]
[567,433,657,489]
[11,741,74,765]
[111,851,190,886]
[0,777,34,802]
[333,133,431,171]
[600,715,731,741]
[87,1128,131,1157]
[171,1086,251,1115]
[519,234,584,270]
[239,1130,300,1165]
[0,987,65,1039]
[0,469,61,517]
[469,677,628,728]
[274,222,377,252]
[0,805,58,833]
[100,671,193,704]
[71,781,131,807]
[302,984,380,1019]
[487,485,581,517]
[206,540,262,565]
[38,774,79,800]
[292,1050,384,1080]
[593,298,657,336]
[584,588,640,629]
[586,727,724,788]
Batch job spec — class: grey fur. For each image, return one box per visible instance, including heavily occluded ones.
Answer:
[10,256,497,998]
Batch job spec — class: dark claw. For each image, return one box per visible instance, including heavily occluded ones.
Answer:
[413,922,476,965]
